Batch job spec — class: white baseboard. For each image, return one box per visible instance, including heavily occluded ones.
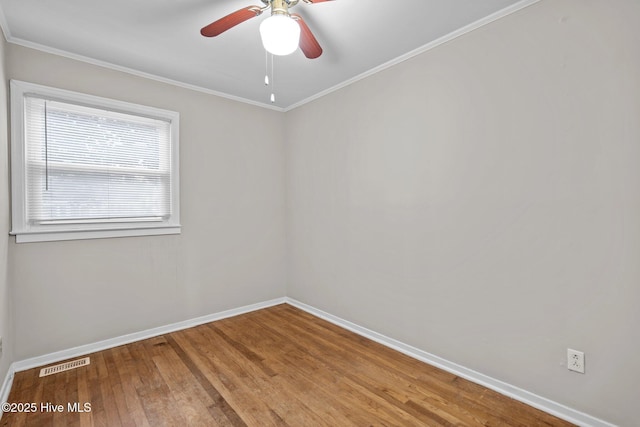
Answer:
[1,296,616,427]
[285,298,616,427]
[11,297,286,373]
[0,364,15,406]
[1,297,284,417]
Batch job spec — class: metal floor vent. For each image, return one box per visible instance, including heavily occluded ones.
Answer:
[39,357,90,377]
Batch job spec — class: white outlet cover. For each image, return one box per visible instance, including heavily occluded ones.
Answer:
[567,348,585,374]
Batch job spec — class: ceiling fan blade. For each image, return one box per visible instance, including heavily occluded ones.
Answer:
[291,14,323,59]
[201,6,262,37]
[304,0,334,3]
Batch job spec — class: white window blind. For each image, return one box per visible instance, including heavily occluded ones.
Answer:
[11,80,180,242]
[25,97,172,224]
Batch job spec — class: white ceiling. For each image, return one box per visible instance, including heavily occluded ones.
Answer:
[0,0,535,110]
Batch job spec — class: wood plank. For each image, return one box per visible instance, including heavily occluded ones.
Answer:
[108,346,150,427]
[129,338,188,426]
[1,304,575,427]
[164,333,247,426]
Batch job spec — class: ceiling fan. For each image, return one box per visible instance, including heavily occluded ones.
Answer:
[200,0,332,58]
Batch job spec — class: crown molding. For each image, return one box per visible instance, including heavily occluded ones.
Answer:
[3,35,286,112]
[283,0,541,111]
[0,0,540,113]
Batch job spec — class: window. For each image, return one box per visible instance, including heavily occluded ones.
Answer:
[10,80,180,243]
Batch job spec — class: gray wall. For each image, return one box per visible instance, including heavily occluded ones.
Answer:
[285,0,640,425]
[0,34,12,388]
[6,44,287,360]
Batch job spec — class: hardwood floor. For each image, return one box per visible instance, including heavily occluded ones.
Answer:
[2,304,574,426]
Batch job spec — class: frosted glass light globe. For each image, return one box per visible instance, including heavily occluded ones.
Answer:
[259,15,300,56]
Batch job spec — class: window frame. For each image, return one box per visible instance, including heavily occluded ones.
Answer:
[10,80,181,243]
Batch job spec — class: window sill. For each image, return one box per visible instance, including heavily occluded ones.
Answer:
[11,226,181,243]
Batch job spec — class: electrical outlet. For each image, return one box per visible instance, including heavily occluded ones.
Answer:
[567,348,585,373]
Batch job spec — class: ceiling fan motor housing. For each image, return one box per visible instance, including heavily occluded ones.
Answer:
[269,0,297,16]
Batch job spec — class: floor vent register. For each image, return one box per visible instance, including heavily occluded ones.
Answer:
[39,357,91,377]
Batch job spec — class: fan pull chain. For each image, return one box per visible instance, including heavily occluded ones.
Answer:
[270,53,275,103]
[264,51,275,103]
[264,50,269,85]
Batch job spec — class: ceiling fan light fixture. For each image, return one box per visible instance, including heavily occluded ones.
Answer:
[260,14,300,56]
